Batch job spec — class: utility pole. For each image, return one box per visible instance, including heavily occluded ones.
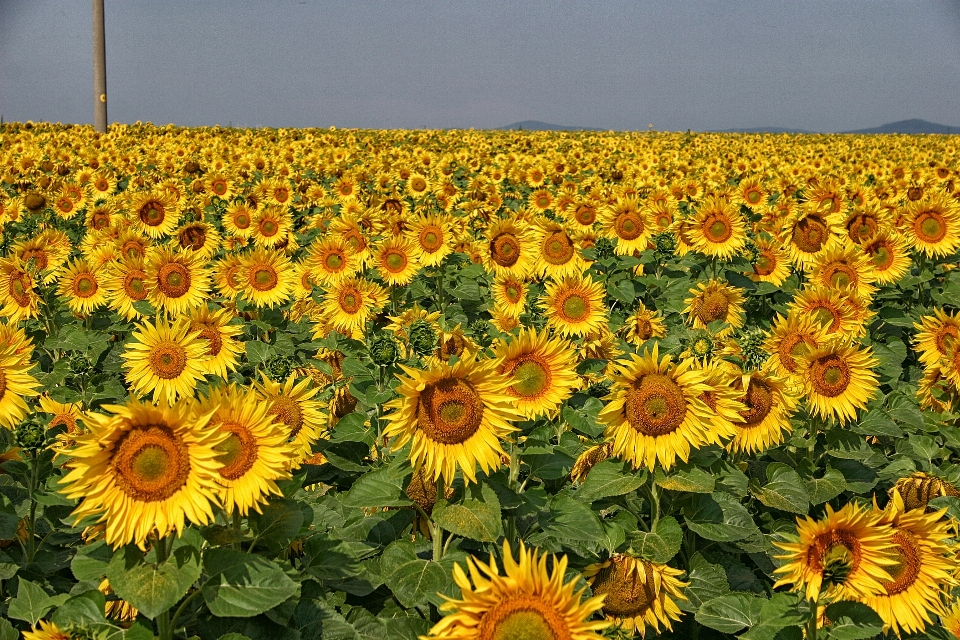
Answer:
[93,0,107,132]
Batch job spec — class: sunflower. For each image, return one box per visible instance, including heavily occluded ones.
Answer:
[382,355,521,485]
[145,246,210,316]
[861,493,957,637]
[861,231,912,285]
[329,214,373,266]
[406,213,453,267]
[128,189,180,238]
[748,236,792,286]
[57,259,107,317]
[223,202,256,238]
[373,236,419,286]
[806,241,877,298]
[103,258,150,321]
[38,394,83,434]
[598,345,737,471]
[900,195,960,258]
[0,350,40,428]
[726,367,798,455]
[843,204,886,244]
[115,229,152,263]
[306,236,359,287]
[943,342,960,392]
[23,621,75,640]
[59,396,225,549]
[683,280,745,333]
[493,327,579,419]
[942,601,960,640]
[188,305,244,379]
[0,320,33,364]
[89,169,118,199]
[565,200,600,230]
[196,384,293,515]
[601,196,651,255]
[539,274,607,338]
[798,339,879,425]
[491,274,528,318]
[622,304,667,347]
[0,256,40,322]
[10,230,72,284]
[775,502,898,602]
[252,206,293,249]
[764,313,830,383]
[175,220,221,259]
[425,541,609,640]
[685,195,747,260]
[86,202,119,232]
[788,286,864,339]
[254,372,326,462]
[121,316,210,404]
[913,308,960,368]
[319,276,386,338]
[484,218,536,279]
[583,555,687,637]
[781,205,838,268]
[533,219,586,279]
[238,248,293,308]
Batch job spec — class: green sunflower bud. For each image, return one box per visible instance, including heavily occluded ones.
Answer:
[369,332,400,366]
[408,319,437,357]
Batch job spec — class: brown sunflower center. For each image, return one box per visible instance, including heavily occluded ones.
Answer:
[233,211,251,229]
[157,262,191,298]
[808,529,862,583]
[74,274,98,298]
[739,378,774,426]
[215,420,259,481]
[268,396,304,438]
[821,263,857,290]
[591,559,657,618]
[506,356,551,400]
[260,219,279,237]
[211,179,228,196]
[745,189,763,205]
[21,249,49,271]
[559,292,589,322]
[478,595,573,640]
[50,413,78,433]
[124,270,148,300]
[440,334,466,360]
[809,353,851,397]
[703,212,733,243]
[793,215,828,253]
[754,252,775,276]
[121,240,146,261]
[542,231,575,265]
[149,341,188,380]
[697,291,730,324]
[881,529,922,596]
[416,377,484,445]
[778,332,816,373]
[338,286,362,314]
[575,204,597,226]
[846,214,878,242]
[935,325,959,355]
[615,211,644,241]
[179,225,207,251]
[251,265,278,291]
[0,370,6,399]
[624,373,687,436]
[864,240,894,270]
[384,249,408,273]
[914,209,947,243]
[9,273,32,306]
[138,200,166,227]
[113,424,190,502]
[193,323,223,356]
[410,177,427,193]
[491,232,521,268]
[634,317,653,340]
[419,226,443,252]
[91,210,111,230]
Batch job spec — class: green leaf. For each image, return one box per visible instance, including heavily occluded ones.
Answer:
[433,483,503,542]
[684,493,758,542]
[249,498,306,546]
[245,340,273,366]
[201,548,299,618]
[71,540,114,581]
[0,619,17,640]
[380,540,448,608]
[51,589,108,627]
[654,464,715,493]
[576,460,646,502]
[343,465,412,508]
[543,494,606,543]
[628,516,682,563]
[695,593,765,634]
[850,407,901,437]
[8,579,60,625]
[823,601,884,640]
[752,463,810,514]
[106,537,202,619]
[805,468,846,505]
[740,593,805,640]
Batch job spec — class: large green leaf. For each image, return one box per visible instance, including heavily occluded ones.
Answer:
[684,493,758,542]
[201,548,299,618]
[433,483,503,542]
[654,464,715,493]
[543,494,605,543]
[739,593,805,640]
[380,540,449,608]
[575,460,646,502]
[823,601,884,640]
[343,465,412,508]
[106,535,203,620]
[71,539,114,581]
[752,463,810,514]
[627,516,682,563]
[682,554,729,609]
[805,468,846,505]
[7,579,69,625]
[695,593,765,634]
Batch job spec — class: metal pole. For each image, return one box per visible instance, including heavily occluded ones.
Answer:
[93,0,107,132]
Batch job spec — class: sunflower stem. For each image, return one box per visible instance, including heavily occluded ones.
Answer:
[432,477,445,561]
[232,510,242,550]
[806,598,818,640]
[155,536,173,640]
[649,479,661,527]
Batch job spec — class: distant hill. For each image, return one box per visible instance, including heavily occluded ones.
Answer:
[713,126,814,134]
[499,120,602,131]
[840,119,958,134]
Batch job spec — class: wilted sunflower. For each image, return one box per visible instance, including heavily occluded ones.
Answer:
[683,279,745,333]
[861,493,957,637]
[382,355,521,485]
[494,327,579,419]
[583,555,687,637]
[726,367,798,455]
[484,218,535,279]
[601,196,651,256]
[59,396,225,549]
[254,372,326,462]
[0,349,40,428]
[781,205,838,268]
[238,248,293,308]
[373,235,420,286]
[196,384,293,515]
[128,189,180,238]
[491,274,528,318]
[774,501,897,602]
[145,246,210,316]
[319,276,386,338]
[798,339,879,425]
[57,259,107,317]
[175,220,221,259]
[539,274,607,338]
[424,541,609,640]
[622,303,667,347]
[406,213,453,267]
[598,345,737,471]
[900,195,960,258]
[685,195,747,260]
[861,230,912,285]
[121,316,210,404]
[188,305,244,379]
[913,307,960,368]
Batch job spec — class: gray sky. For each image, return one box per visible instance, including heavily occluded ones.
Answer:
[2,0,960,132]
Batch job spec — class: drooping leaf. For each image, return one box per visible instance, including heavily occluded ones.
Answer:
[201,548,299,618]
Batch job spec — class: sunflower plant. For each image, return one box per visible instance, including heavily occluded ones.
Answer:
[0,122,959,640]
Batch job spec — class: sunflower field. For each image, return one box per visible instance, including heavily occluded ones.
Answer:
[0,121,959,640]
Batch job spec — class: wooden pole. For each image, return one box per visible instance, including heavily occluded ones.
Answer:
[93,0,107,132]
